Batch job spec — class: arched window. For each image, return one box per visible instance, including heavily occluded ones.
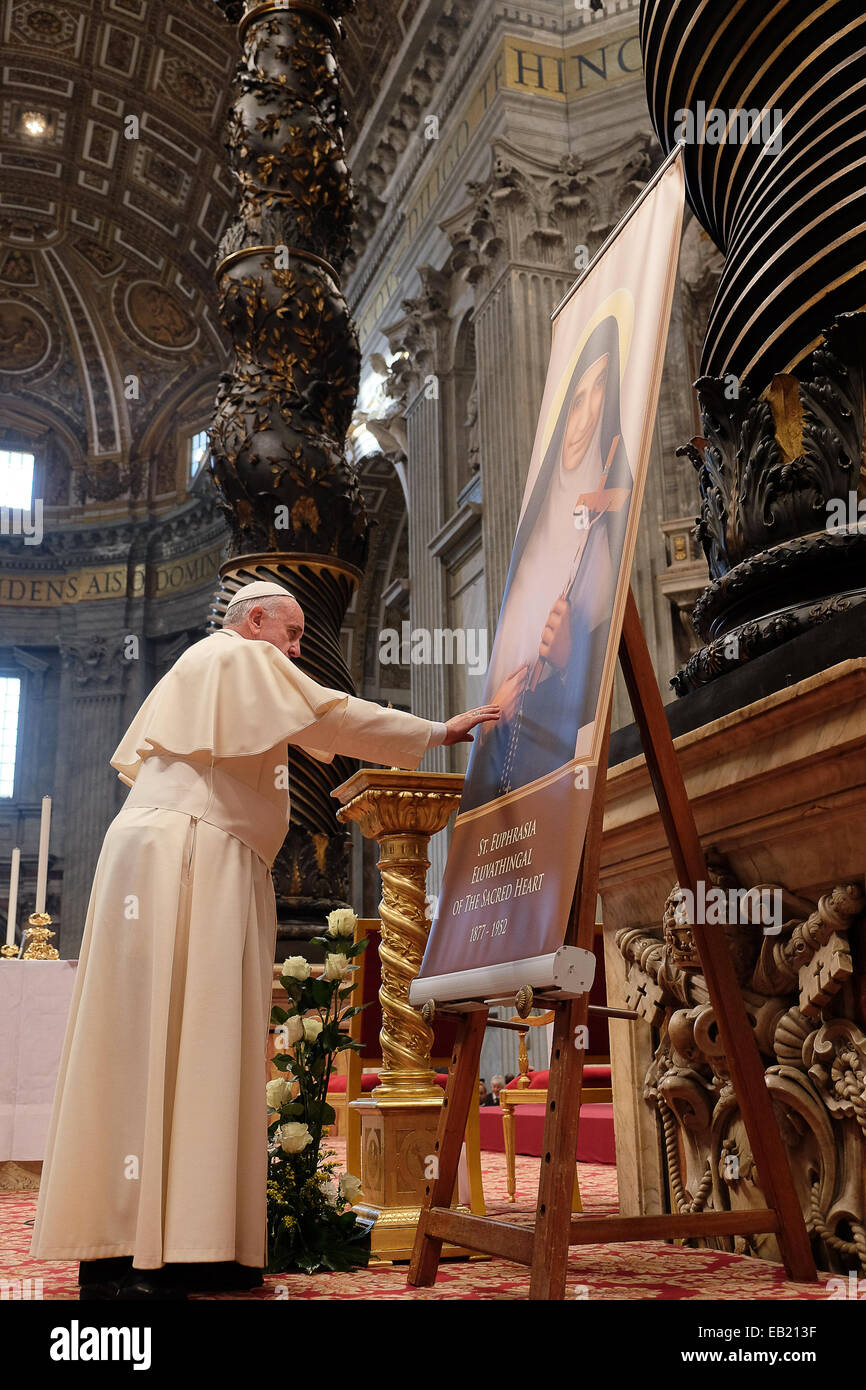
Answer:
[188,430,210,484]
[0,676,21,797]
[0,449,34,508]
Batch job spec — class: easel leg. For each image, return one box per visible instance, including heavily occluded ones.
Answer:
[530,709,610,1299]
[407,1007,488,1286]
[618,588,816,1282]
[530,996,587,1298]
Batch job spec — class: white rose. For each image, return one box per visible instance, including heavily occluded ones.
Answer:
[266,1078,292,1110]
[339,1172,363,1204]
[275,1015,304,1048]
[302,1017,323,1042]
[321,1179,340,1207]
[326,909,357,938]
[278,1121,312,1154]
[323,953,349,982]
[282,956,310,980]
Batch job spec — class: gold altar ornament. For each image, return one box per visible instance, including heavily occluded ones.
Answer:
[21,913,59,960]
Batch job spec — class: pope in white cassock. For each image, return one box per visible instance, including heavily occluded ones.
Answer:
[30,582,499,1299]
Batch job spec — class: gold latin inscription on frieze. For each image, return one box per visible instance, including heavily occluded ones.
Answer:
[0,544,224,607]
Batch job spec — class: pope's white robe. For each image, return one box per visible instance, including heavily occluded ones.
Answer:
[30,628,436,1268]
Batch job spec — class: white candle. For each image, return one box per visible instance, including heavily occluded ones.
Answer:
[35,796,51,915]
[6,847,19,947]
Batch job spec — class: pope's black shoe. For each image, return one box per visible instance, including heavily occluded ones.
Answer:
[78,1257,260,1297]
[78,1257,131,1300]
[78,1256,133,1286]
[78,1260,188,1301]
[171,1261,264,1293]
[114,1270,188,1301]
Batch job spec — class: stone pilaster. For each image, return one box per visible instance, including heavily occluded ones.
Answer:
[56,635,129,957]
[384,266,453,769]
[441,140,604,631]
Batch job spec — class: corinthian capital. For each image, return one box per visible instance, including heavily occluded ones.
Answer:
[61,637,129,696]
[441,140,596,296]
[382,264,452,399]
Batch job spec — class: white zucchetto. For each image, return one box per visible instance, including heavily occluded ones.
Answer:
[224,581,296,614]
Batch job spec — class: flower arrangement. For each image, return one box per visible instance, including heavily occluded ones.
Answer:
[266,908,371,1274]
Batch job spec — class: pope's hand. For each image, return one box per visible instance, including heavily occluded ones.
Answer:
[539,596,571,669]
[443,704,501,745]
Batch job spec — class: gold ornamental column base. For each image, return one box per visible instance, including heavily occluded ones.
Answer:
[350,1096,461,1262]
[334,767,480,1262]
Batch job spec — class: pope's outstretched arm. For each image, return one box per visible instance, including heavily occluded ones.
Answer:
[223,588,499,766]
[283,661,500,769]
[109,613,500,785]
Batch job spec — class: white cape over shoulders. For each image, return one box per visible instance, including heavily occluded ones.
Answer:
[111,628,433,783]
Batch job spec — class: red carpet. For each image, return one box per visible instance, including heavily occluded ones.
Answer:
[1,1144,829,1300]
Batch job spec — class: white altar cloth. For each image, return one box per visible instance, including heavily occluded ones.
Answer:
[0,960,78,1161]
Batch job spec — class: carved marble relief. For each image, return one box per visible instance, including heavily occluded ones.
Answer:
[618,869,866,1271]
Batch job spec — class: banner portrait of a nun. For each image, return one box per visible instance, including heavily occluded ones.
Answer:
[462,307,633,812]
[411,150,685,997]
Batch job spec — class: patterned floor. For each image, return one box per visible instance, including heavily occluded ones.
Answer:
[1,1146,830,1300]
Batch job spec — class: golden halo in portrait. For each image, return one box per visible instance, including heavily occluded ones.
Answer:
[538,288,635,460]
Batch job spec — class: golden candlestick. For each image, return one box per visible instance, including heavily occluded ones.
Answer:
[21,912,59,960]
[334,767,464,1260]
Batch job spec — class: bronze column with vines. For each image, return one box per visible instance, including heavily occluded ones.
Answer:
[210,0,367,935]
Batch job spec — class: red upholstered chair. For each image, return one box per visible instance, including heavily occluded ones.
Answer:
[505,1064,612,1100]
[327,1070,381,1098]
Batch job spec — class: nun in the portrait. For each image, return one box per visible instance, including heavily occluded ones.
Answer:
[462,315,632,813]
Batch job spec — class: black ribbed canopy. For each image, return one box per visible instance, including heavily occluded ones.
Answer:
[641,0,866,387]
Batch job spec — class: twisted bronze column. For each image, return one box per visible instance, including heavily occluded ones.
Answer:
[211,0,368,930]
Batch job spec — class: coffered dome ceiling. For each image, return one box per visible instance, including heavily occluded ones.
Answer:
[0,0,415,513]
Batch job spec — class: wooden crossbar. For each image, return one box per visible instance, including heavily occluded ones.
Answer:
[422,1208,781,1268]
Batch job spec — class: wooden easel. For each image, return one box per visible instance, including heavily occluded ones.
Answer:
[407,587,817,1299]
